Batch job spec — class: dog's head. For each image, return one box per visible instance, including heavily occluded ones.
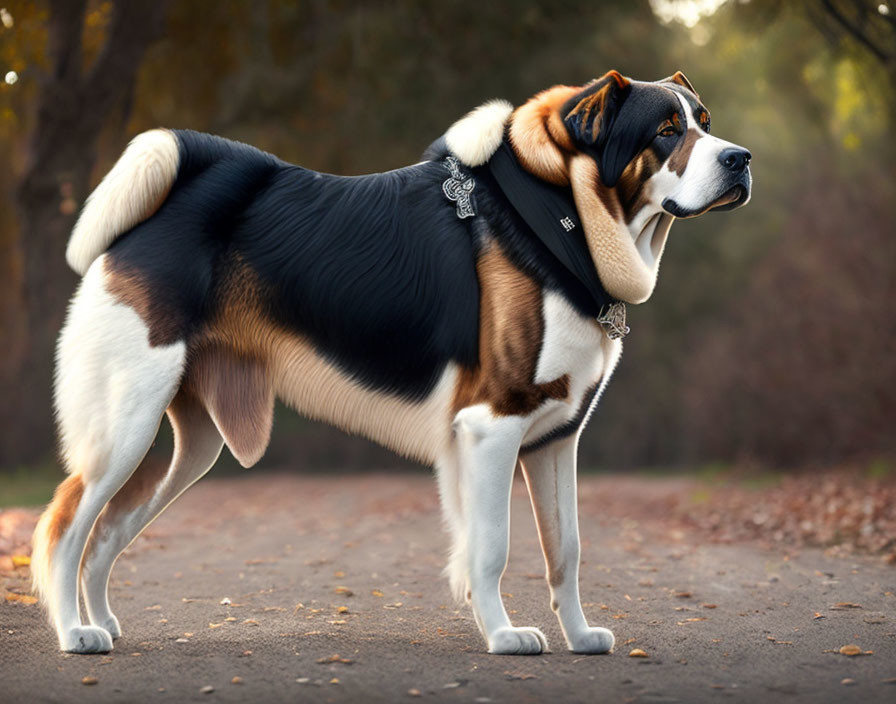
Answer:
[506,70,752,303]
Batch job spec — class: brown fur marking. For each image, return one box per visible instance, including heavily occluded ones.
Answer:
[616,149,662,223]
[667,128,702,177]
[104,258,184,347]
[508,85,580,186]
[453,244,569,417]
[45,473,84,552]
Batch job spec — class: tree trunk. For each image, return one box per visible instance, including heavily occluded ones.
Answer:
[1,0,169,467]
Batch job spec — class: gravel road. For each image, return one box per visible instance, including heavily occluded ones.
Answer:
[2,472,895,703]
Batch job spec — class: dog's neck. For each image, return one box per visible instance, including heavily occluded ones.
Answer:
[443,92,673,304]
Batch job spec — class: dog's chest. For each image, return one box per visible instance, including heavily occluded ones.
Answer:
[524,291,621,443]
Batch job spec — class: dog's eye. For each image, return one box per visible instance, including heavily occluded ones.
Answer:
[699,112,711,133]
[657,122,677,138]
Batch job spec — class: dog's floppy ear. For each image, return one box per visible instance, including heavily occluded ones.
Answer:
[562,70,633,188]
[661,70,699,99]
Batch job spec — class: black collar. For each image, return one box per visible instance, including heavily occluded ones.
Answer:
[486,140,621,321]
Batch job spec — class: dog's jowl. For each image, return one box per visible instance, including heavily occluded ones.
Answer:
[34,70,751,655]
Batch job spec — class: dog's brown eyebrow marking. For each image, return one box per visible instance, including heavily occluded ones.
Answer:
[667,128,702,177]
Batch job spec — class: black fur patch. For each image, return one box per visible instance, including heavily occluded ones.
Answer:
[108,130,480,401]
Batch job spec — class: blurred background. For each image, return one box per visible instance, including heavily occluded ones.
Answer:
[0,0,894,504]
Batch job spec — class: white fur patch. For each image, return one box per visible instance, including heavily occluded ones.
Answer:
[54,255,186,478]
[444,100,513,167]
[66,129,179,276]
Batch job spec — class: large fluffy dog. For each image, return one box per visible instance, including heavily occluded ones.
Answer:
[33,70,750,655]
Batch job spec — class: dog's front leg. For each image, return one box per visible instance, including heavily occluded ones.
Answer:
[520,436,614,654]
[455,407,548,655]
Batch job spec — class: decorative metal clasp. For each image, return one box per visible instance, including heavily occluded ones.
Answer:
[598,302,630,340]
[442,156,476,219]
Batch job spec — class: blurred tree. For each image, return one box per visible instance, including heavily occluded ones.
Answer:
[2,0,169,465]
[0,0,892,472]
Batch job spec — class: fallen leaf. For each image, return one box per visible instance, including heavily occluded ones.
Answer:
[839,644,864,656]
[813,612,825,620]
[330,678,340,685]
[317,654,353,665]
[504,672,537,680]
[675,592,692,599]
[200,685,214,694]
[231,676,243,685]
[701,603,717,609]
[629,648,649,658]
[408,688,422,696]
[841,678,856,686]
[209,622,223,629]
[333,587,353,597]
[371,589,384,597]
[832,602,862,610]
[337,606,349,614]
[81,676,98,685]
[5,592,37,605]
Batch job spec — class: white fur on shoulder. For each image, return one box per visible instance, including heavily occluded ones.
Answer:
[66,129,179,276]
[444,100,513,167]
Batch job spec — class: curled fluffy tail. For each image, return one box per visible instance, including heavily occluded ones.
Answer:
[66,129,179,276]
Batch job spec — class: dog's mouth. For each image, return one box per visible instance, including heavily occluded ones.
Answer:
[661,177,752,219]
[706,183,749,213]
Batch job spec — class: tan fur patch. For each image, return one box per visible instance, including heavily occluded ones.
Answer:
[568,155,656,304]
[453,244,569,416]
[616,149,662,223]
[44,474,84,553]
[181,261,456,465]
[186,344,274,469]
[508,85,580,186]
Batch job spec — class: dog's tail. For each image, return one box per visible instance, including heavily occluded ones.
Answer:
[65,129,180,276]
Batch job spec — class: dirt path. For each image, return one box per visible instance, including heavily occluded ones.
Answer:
[2,472,895,703]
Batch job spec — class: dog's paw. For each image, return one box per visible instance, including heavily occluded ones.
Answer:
[488,626,548,655]
[99,615,121,640]
[61,625,114,654]
[567,626,615,654]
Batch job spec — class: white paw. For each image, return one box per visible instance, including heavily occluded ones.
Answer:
[100,615,121,640]
[568,626,615,654]
[488,626,549,655]
[61,625,114,654]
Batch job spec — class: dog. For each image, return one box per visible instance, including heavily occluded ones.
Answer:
[32,70,751,655]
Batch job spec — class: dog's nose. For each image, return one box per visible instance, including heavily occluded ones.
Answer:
[718,147,751,172]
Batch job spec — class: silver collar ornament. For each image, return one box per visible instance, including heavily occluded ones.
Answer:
[597,302,630,340]
[442,156,476,219]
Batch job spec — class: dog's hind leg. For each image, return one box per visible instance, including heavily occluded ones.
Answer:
[31,257,186,653]
[435,446,469,604]
[81,389,223,639]
[454,407,548,655]
[519,436,614,654]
